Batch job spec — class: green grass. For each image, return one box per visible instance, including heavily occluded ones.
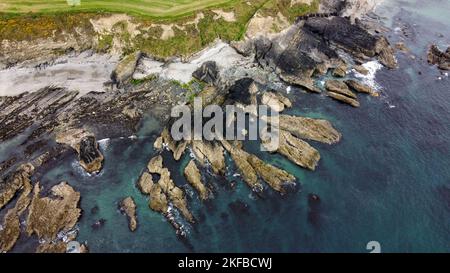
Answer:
[0,0,239,19]
[0,1,320,58]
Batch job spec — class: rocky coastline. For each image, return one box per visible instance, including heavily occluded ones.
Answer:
[0,0,400,251]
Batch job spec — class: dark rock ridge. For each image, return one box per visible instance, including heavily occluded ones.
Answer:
[427,44,450,70]
[192,61,220,85]
[79,136,104,174]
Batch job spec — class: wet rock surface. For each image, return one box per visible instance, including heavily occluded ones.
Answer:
[119,197,138,232]
[192,61,220,85]
[427,45,450,70]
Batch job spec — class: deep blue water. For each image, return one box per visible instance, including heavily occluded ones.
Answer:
[7,0,450,253]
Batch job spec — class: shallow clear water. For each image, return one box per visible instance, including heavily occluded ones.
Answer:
[8,0,450,253]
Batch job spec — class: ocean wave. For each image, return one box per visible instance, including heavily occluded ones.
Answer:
[353,60,383,90]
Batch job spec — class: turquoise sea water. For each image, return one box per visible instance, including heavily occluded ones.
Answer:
[8,0,450,252]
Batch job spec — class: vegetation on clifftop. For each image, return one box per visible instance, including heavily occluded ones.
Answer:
[0,0,320,58]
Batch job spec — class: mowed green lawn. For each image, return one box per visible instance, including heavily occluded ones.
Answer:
[0,0,238,18]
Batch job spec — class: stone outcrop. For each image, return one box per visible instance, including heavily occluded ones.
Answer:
[191,140,226,175]
[184,160,209,200]
[111,51,142,86]
[325,80,357,99]
[154,128,188,161]
[332,63,348,77]
[271,114,341,144]
[79,136,104,173]
[220,140,296,193]
[137,172,153,195]
[261,91,292,112]
[345,79,377,95]
[146,155,193,223]
[192,61,220,85]
[263,130,321,171]
[427,44,450,70]
[56,129,104,174]
[325,80,360,107]
[353,65,369,75]
[119,197,137,232]
[0,164,34,210]
[26,182,81,242]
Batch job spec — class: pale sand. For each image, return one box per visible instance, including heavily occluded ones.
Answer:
[0,51,118,97]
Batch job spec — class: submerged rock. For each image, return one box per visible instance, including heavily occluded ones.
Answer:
[119,197,138,232]
[427,44,450,70]
[184,160,209,200]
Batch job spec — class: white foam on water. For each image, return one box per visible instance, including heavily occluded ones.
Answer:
[98,138,110,151]
[353,60,383,90]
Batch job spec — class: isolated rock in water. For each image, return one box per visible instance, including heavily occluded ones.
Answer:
[274,115,341,144]
[26,182,81,241]
[79,136,104,174]
[332,63,348,77]
[111,51,142,85]
[137,172,154,195]
[325,80,357,99]
[184,160,209,200]
[264,130,321,171]
[147,155,164,174]
[0,164,34,210]
[192,61,220,85]
[345,80,376,95]
[56,129,104,173]
[327,92,360,107]
[119,197,138,232]
[261,91,292,112]
[427,45,450,70]
[191,141,226,175]
[375,37,398,69]
[247,154,296,194]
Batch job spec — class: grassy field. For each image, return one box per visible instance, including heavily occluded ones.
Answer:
[0,0,320,58]
[0,0,239,19]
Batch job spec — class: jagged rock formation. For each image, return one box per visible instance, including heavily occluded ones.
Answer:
[332,63,348,77]
[264,130,321,171]
[220,140,296,194]
[261,91,292,112]
[325,80,360,107]
[137,172,153,195]
[145,155,193,223]
[345,79,377,95]
[184,160,209,200]
[191,140,226,175]
[119,197,138,232]
[427,45,450,70]
[154,128,188,161]
[26,182,81,242]
[274,114,341,144]
[192,61,220,85]
[111,51,142,86]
